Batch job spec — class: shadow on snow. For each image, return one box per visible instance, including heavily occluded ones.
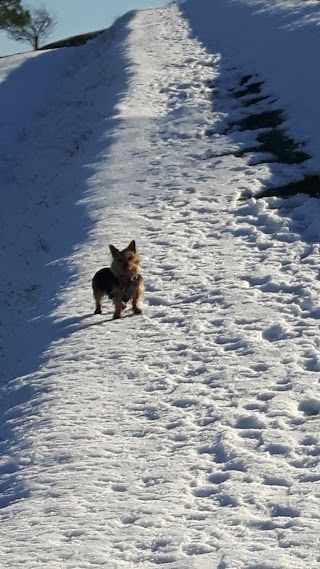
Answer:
[0,12,135,509]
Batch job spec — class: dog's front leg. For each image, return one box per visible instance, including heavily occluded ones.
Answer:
[132,281,144,315]
[112,294,124,319]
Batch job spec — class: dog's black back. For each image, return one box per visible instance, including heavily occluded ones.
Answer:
[92,268,119,299]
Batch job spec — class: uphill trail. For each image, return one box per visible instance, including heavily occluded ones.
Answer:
[1,4,320,569]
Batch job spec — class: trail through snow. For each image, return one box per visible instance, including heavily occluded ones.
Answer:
[0,4,320,569]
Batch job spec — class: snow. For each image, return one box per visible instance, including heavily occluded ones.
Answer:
[0,1,320,568]
[181,0,320,172]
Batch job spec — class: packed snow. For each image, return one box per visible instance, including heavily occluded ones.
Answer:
[0,1,320,568]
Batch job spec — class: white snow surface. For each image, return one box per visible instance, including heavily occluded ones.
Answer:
[1,2,320,568]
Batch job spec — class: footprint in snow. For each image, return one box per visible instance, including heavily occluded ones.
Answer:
[235,414,266,430]
[112,483,127,492]
[262,323,290,342]
[274,378,293,392]
[270,504,300,518]
[298,397,320,416]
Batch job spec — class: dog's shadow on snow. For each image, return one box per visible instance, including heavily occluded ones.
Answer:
[52,311,136,337]
[53,313,113,334]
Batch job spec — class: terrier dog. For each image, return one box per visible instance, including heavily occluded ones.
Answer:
[92,240,144,319]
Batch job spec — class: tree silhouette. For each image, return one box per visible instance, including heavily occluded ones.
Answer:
[6,6,57,50]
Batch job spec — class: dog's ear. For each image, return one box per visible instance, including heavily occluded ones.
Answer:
[109,244,119,258]
[127,240,136,252]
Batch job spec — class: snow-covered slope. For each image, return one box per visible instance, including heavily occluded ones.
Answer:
[182,0,320,170]
[0,2,320,568]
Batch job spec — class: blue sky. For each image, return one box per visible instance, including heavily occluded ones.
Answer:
[0,0,168,56]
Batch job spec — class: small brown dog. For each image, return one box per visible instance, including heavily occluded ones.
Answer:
[92,240,144,319]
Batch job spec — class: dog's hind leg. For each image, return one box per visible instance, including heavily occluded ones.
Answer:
[93,289,104,314]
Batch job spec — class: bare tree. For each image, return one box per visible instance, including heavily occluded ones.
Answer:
[6,6,57,50]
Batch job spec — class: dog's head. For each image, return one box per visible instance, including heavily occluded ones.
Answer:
[110,240,140,281]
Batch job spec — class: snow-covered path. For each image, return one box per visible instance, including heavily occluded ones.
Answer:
[1,4,320,569]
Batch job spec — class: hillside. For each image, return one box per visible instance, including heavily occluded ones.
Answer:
[0,1,319,568]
